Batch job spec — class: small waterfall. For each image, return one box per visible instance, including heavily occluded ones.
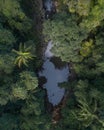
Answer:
[43,0,56,19]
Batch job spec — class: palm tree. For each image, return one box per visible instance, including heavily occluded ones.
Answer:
[12,43,34,68]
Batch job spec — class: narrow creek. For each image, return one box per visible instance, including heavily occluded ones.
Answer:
[38,0,70,107]
[39,41,69,106]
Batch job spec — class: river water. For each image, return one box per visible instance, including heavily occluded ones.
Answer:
[39,41,69,106]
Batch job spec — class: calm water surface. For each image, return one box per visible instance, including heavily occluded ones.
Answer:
[39,41,69,106]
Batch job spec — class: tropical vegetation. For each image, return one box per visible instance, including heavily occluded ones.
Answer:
[0,0,104,130]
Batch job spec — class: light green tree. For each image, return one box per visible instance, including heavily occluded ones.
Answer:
[20,71,38,91]
[12,71,38,100]
[12,43,34,67]
[44,13,88,63]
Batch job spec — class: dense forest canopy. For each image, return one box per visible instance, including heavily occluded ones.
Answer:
[44,0,104,129]
[0,0,104,130]
[0,0,51,130]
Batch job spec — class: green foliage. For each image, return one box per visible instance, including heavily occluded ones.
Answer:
[44,13,88,62]
[12,43,34,67]
[59,0,104,31]
[0,87,11,105]
[0,54,14,74]
[0,0,25,19]
[0,27,16,51]
[12,71,38,100]
[21,101,41,116]
[0,113,19,130]
[20,71,38,91]
[12,84,28,100]
[48,1,104,130]
[0,0,104,130]
[80,0,104,30]
[0,1,49,130]
[63,0,92,16]
[80,39,94,57]
[20,90,52,130]
[73,80,104,128]
[0,0,32,32]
